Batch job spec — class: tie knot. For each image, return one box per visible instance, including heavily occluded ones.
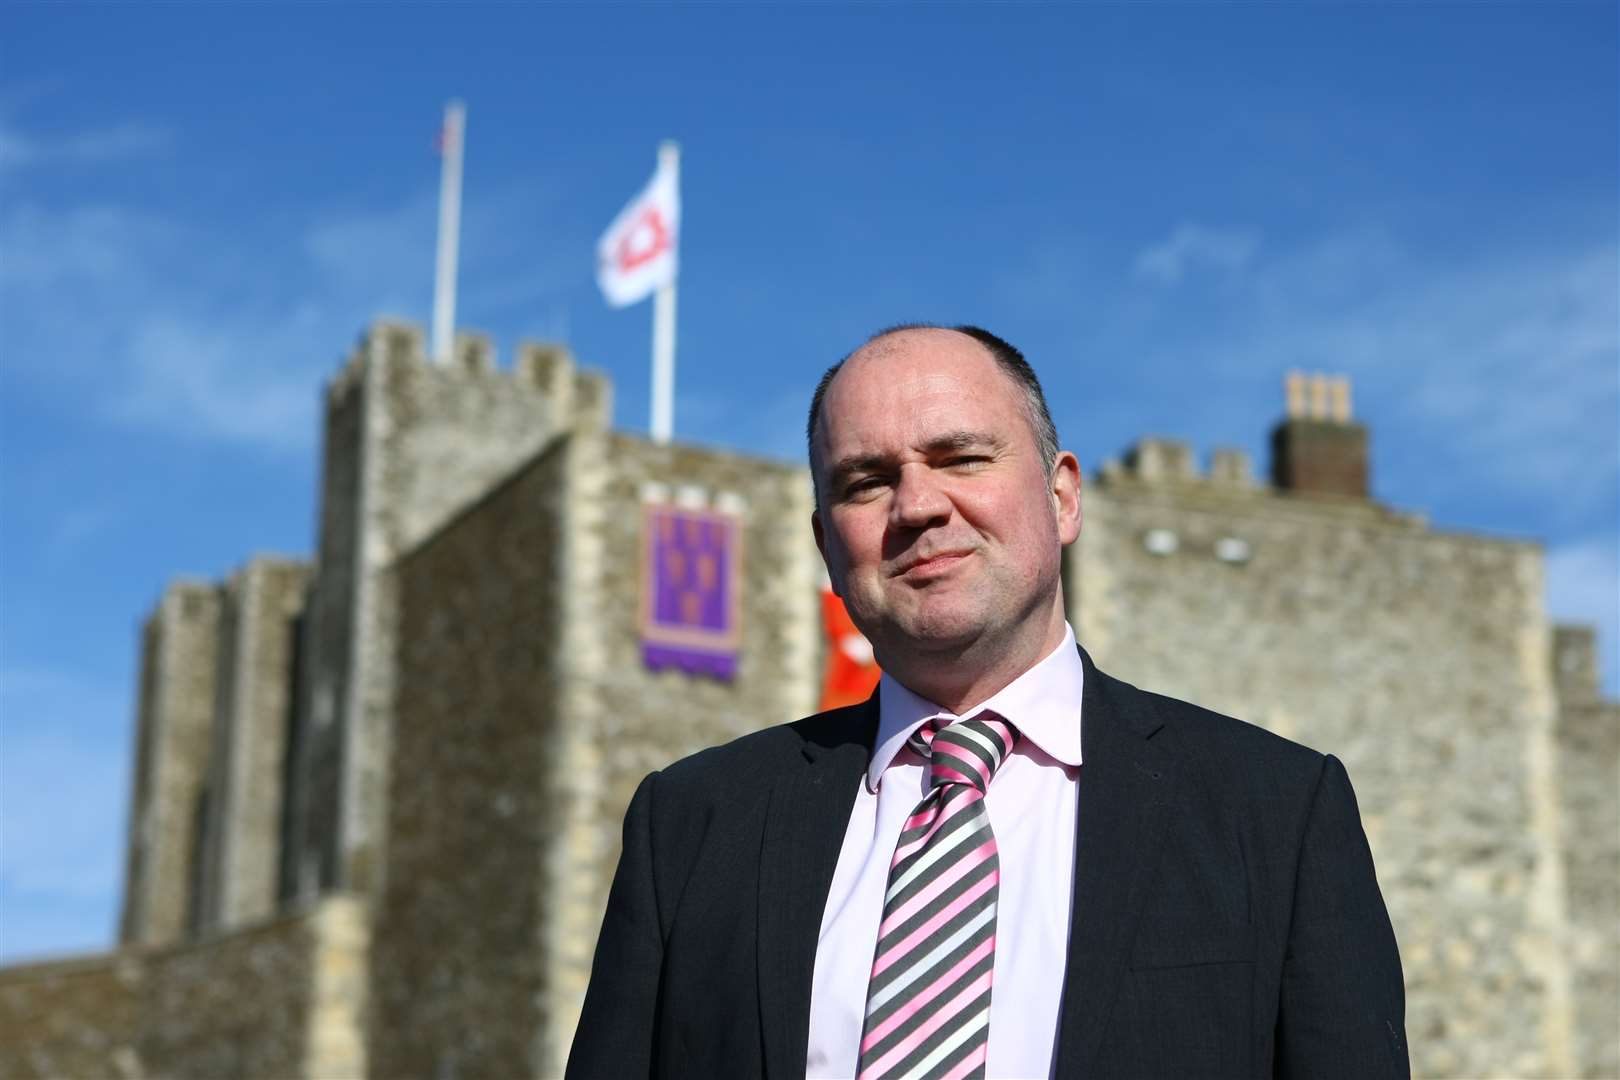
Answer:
[909,711,1018,795]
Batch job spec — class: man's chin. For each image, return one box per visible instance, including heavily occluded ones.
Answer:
[877,614,985,657]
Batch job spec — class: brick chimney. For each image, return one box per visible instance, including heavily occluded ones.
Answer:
[1270,371,1370,498]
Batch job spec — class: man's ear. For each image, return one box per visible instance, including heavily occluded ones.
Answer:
[1051,451,1082,546]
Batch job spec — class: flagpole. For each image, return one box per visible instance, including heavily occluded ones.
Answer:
[650,140,679,444]
[431,100,466,365]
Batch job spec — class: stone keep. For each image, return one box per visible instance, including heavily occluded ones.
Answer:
[279,321,609,906]
[0,332,1614,1080]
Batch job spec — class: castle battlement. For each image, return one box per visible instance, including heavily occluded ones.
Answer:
[327,319,612,433]
[1095,373,1388,520]
[1099,437,1257,491]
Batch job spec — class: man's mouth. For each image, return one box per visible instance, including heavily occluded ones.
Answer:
[896,550,972,578]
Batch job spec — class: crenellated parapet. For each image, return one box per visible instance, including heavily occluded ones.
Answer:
[1099,437,1256,492]
[1095,374,1411,523]
[325,319,612,435]
[513,340,613,431]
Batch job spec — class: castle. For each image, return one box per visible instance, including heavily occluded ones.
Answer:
[0,320,1614,1079]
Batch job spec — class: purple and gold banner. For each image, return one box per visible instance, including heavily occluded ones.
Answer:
[640,504,742,680]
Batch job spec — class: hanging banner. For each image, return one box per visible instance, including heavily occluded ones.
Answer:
[640,504,741,679]
[820,583,880,710]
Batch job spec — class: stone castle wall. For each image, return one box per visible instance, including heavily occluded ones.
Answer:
[135,897,368,1079]
[196,558,311,933]
[371,432,576,1079]
[0,896,367,1080]
[279,349,365,904]
[376,427,820,1077]
[1068,442,1582,1078]
[119,582,222,947]
[118,614,161,944]
[1551,627,1620,1080]
[547,432,819,1073]
[0,954,143,1079]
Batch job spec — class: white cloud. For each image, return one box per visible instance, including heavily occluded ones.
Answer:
[113,314,327,453]
[304,193,435,297]
[0,120,171,172]
[1133,223,1260,285]
[0,200,331,454]
[1,171,586,456]
[1163,226,1619,533]
[0,202,171,285]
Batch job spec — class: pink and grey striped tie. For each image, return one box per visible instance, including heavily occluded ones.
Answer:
[856,711,1018,1080]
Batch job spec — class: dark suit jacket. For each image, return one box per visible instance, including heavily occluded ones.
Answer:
[567,649,1408,1078]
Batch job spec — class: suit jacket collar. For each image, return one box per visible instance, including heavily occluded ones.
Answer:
[1052,646,1174,1075]
[756,696,874,1080]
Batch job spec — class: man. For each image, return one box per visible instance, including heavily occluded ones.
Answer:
[568,325,1407,1079]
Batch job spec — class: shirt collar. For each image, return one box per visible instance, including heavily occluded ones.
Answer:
[867,623,1085,792]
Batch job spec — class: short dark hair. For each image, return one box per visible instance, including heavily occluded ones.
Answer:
[806,323,1060,505]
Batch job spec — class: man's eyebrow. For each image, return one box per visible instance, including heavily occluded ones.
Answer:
[921,430,1005,454]
[826,453,894,486]
[824,431,1007,487]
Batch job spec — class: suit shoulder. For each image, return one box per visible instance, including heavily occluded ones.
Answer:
[1103,668,1328,781]
[651,701,873,797]
[1102,674,1347,836]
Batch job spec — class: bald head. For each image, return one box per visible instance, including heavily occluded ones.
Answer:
[807,324,1059,507]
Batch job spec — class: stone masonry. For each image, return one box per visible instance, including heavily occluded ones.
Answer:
[1070,435,1588,1078]
[1552,626,1620,1079]
[195,557,311,934]
[1,334,1613,1079]
[119,581,222,947]
[0,896,367,1079]
[373,427,819,1077]
[369,439,578,1080]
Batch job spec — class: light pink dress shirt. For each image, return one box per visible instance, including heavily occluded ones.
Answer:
[806,625,1085,1079]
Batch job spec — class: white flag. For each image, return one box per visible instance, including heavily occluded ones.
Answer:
[596,158,680,308]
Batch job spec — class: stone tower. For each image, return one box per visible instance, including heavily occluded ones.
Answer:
[278,320,611,904]
[119,581,222,946]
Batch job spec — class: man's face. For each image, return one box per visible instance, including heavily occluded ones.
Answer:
[812,329,1081,670]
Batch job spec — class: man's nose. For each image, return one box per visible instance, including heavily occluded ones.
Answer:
[890,463,951,528]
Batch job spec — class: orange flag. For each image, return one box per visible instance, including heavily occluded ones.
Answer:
[820,586,880,711]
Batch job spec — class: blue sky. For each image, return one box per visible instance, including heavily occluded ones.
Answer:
[2,4,1614,963]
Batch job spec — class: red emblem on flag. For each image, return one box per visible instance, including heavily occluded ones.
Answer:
[615,207,670,272]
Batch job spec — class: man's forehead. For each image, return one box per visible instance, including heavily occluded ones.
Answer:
[824,333,1013,423]
[850,326,983,364]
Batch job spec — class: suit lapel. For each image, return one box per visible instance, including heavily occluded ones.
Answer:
[1052,650,1175,1076]
[757,700,873,1080]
